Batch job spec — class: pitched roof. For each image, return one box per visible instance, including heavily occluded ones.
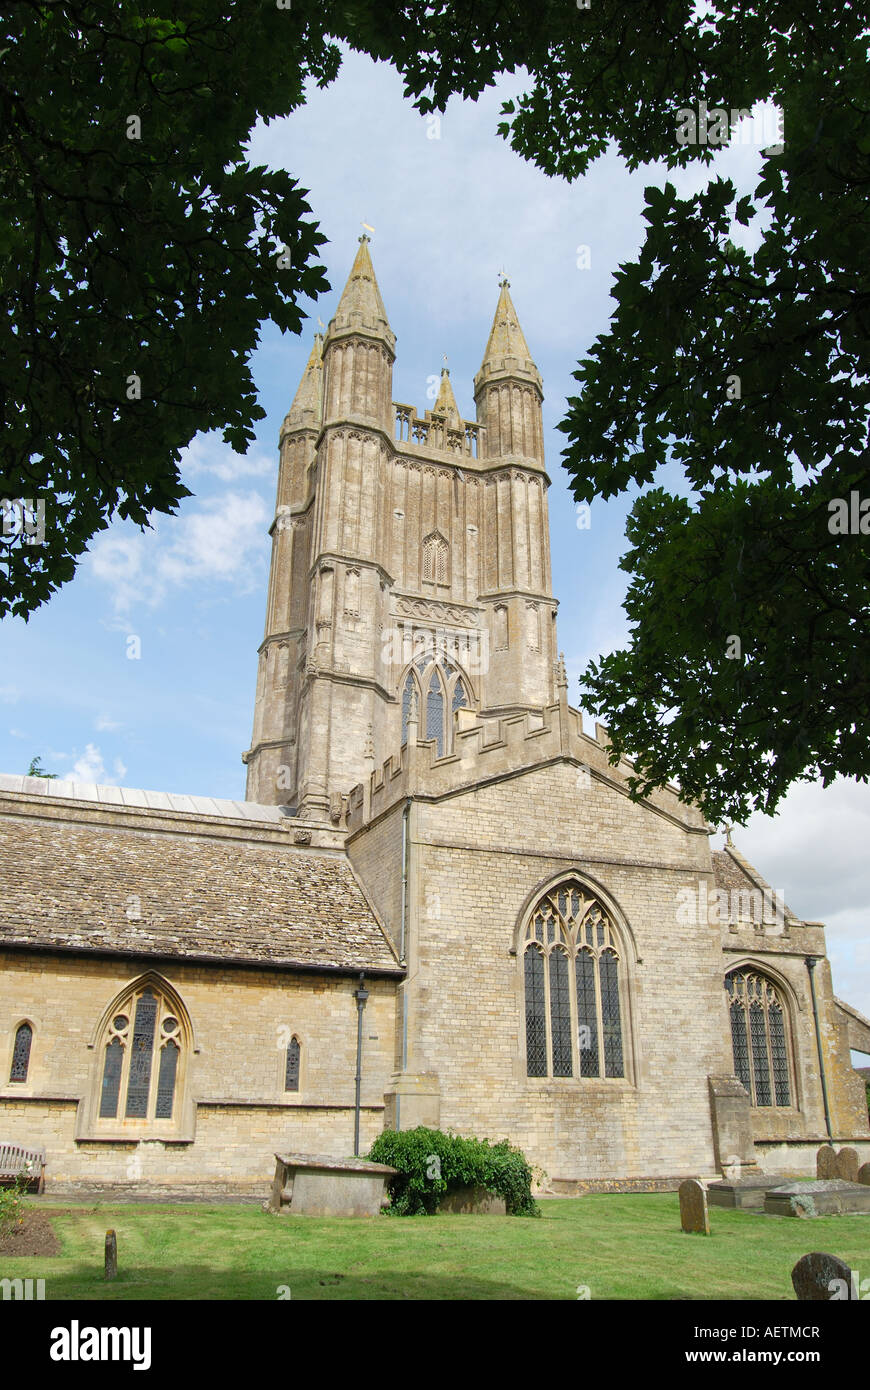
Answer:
[0,779,401,976]
[712,844,799,923]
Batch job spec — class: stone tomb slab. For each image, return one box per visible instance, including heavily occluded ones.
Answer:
[438,1185,507,1215]
[707,1175,789,1210]
[764,1179,870,1218]
[269,1152,397,1217]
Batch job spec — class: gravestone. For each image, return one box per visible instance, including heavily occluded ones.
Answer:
[791,1252,856,1300]
[858,1162,870,1187]
[104,1229,117,1281]
[835,1147,859,1183]
[816,1144,837,1179]
[678,1178,710,1234]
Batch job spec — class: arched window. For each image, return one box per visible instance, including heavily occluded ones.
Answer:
[522,882,627,1079]
[285,1037,301,1093]
[97,981,186,1123]
[400,654,473,757]
[9,1023,32,1082]
[725,970,792,1107]
[422,532,449,586]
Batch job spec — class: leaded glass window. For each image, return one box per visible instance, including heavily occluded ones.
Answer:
[399,657,473,758]
[725,970,792,1107]
[285,1037,301,1092]
[522,881,627,1080]
[96,980,187,1126]
[524,946,547,1077]
[426,673,444,756]
[10,1022,32,1082]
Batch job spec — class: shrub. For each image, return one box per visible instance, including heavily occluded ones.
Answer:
[0,1175,28,1239]
[368,1127,539,1216]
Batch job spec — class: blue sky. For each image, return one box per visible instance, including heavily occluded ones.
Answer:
[1,51,868,1028]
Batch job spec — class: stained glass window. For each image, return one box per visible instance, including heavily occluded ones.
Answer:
[285,1037,301,1092]
[523,881,627,1081]
[155,1041,179,1118]
[96,982,186,1126]
[726,970,791,1108]
[10,1023,32,1082]
[100,1038,124,1118]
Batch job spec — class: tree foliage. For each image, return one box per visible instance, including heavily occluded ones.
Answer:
[4,2,868,821]
[368,1126,539,1216]
[1,0,337,617]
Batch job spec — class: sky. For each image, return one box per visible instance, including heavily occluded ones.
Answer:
[1,50,868,1034]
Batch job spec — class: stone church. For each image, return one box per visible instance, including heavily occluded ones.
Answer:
[1,238,868,1194]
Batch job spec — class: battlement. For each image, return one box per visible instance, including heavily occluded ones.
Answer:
[393,403,483,459]
[345,702,705,833]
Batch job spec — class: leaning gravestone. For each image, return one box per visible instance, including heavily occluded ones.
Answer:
[679,1179,710,1235]
[816,1144,837,1179]
[858,1162,870,1187]
[791,1252,856,1300]
[835,1147,859,1183]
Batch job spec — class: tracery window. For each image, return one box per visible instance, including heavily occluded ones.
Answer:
[9,1023,32,1082]
[522,882,627,1079]
[725,970,792,1107]
[400,654,472,757]
[422,532,449,586]
[97,982,186,1123]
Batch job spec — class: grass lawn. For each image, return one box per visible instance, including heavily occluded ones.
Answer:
[3,1195,868,1300]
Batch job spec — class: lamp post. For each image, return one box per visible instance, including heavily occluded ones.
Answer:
[353,973,369,1156]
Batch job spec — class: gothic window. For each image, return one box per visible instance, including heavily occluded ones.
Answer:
[522,882,627,1080]
[9,1023,32,1082]
[400,656,473,757]
[96,980,187,1125]
[422,532,449,586]
[285,1037,301,1092]
[426,672,444,756]
[725,970,792,1107]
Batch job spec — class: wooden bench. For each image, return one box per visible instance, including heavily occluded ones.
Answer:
[0,1142,46,1194]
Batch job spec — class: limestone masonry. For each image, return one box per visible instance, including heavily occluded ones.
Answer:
[1,239,868,1193]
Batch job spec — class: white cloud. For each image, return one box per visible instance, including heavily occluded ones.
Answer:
[87,489,271,616]
[181,436,275,483]
[95,714,123,732]
[0,685,20,703]
[69,744,127,786]
[8,728,27,739]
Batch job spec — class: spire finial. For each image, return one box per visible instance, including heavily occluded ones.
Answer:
[498,267,510,288]
[441,353,449,376]
[360,220,375,243]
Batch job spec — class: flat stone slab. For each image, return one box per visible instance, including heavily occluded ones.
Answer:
[269,1152,397,1217]
[765,1180,870,1218]
[274,1152,397,1175]
[708,1175,789,1210]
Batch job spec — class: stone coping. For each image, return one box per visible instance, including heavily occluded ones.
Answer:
[274,1152,397,1175]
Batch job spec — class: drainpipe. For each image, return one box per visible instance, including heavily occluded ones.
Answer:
[805,956,833,1141]
[353,972,369,1156]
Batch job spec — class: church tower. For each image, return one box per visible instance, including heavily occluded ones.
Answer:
[243,240,559,817]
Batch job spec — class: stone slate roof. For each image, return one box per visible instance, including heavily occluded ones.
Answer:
[0,781,401,976]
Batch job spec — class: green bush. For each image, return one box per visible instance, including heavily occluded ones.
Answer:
[368,1127,539,1216]
[0,1175,28,1239]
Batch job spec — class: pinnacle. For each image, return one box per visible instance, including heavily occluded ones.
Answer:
[433,367,460,421]
[480,280,533,367]
[283,332,323,428]
[329,236,393,339]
